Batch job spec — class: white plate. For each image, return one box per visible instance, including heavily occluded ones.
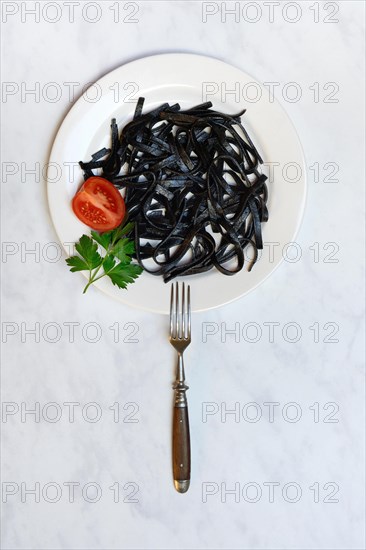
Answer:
[47,53,306,314]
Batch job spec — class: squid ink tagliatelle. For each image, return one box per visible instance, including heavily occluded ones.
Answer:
[79,98,269,282]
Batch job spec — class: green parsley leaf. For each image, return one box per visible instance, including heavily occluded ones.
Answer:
[90,230,113,250]
[107,262,143,289]
[103,254,116,272]
[111,239,135,264]
[75,235,102,269]
[65,256,89,272]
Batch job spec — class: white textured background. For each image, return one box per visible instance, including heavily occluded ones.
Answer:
[1,1,365,549]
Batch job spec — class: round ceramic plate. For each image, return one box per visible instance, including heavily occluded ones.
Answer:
[47,53,306,314]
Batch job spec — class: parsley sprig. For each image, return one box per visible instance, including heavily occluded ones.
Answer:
[66,222,143,293]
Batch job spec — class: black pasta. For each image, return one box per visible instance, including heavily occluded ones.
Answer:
[79,98,268,282]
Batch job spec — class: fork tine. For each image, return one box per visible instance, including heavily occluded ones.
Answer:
[187,285,191,339]
[182,282,185,339]
[175,281,179,338]
[170,283,174,337]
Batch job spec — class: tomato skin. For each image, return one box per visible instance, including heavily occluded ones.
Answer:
[72,177,125,231]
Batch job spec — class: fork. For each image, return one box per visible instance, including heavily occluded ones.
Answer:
[170,282,191,493]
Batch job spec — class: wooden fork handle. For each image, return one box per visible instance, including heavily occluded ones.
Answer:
[172,386,191,493]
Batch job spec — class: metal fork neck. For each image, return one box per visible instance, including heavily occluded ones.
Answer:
[173,353,189,407]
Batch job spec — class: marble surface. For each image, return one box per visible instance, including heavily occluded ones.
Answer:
[1,1,365,549]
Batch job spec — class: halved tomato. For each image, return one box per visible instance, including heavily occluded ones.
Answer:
[72,177,125,231]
